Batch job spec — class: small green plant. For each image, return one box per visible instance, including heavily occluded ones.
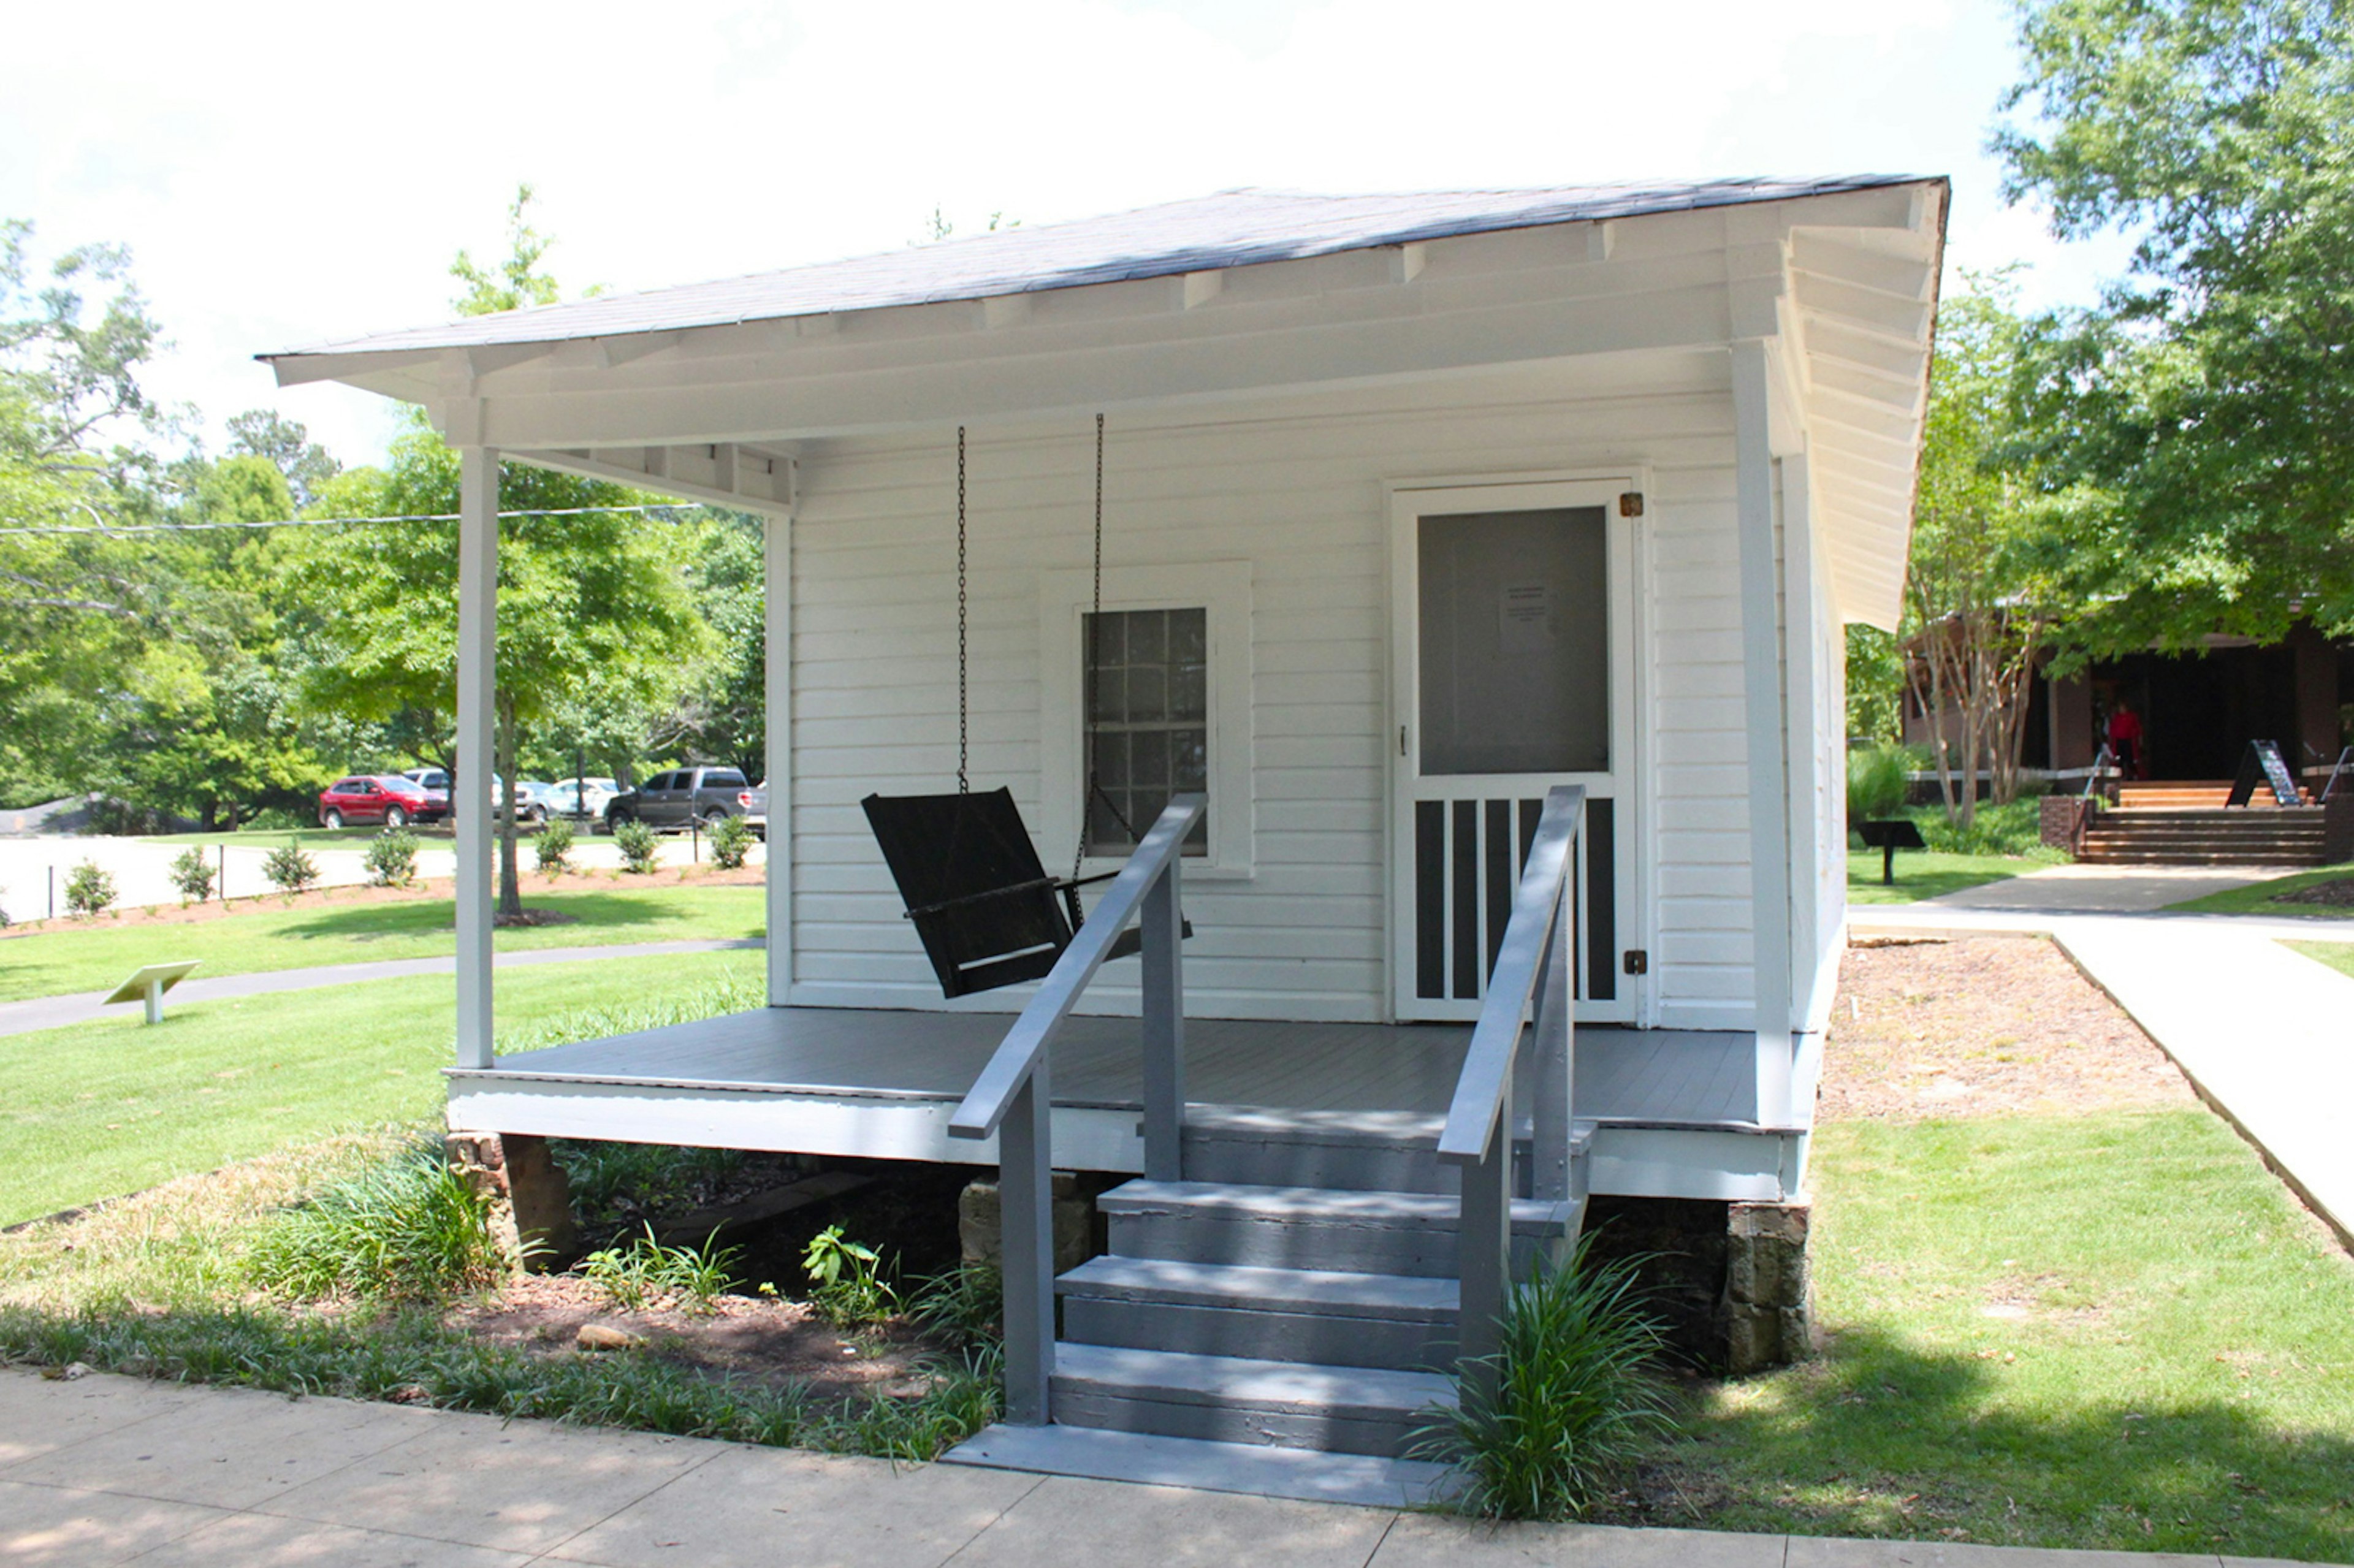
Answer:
[262,838,319,896]
[908,1262,1002,1347]
[614,818,660,874]
[535,815,576,873]
[364,826,420,888]
[803,1224,897,1326]
[579,1224,741,1314]
[1411,1236,1674,1521]
[1846,743,1913,821]
[248,1146,511,1303]
[63,860,116,918]
[166,847,215,905]
[707,812,753,870]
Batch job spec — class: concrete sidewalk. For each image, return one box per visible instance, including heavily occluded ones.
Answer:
[0,939,766,1039]
[0,1368,2324,1568]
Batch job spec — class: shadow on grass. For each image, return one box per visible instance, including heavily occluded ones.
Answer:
[1845,858,2024,905]
[272,890,714,944]
[1639,1325,2352,1561]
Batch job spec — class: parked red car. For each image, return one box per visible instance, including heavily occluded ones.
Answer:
[317,774,445,829]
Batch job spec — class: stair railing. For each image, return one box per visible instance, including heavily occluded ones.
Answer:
[2322,747,2351,804]
[948,792,1205,1426]
[1437,783,1585,1406]
[2081,743,2116,801]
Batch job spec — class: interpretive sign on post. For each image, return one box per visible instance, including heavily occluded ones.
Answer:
[2226,740,2303,809]
[103,961,201,1026]
[1853,818,1927,886]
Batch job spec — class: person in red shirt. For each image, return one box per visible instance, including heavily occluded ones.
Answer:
[2106,700,2146,780]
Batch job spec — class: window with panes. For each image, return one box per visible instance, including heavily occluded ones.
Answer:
[1082,607,1211,854]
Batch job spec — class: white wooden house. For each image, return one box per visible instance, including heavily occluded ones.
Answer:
[265,179,1944,1501]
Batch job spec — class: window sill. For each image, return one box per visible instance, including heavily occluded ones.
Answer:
[1077,858,1254,883]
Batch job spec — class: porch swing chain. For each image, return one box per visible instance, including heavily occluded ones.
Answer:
[956,425,969,793]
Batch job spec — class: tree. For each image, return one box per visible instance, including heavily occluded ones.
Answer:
[1996,0,2354,648]
[1903,275,2079,824]
[226,410,340,509]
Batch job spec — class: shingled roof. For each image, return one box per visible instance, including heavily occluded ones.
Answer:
[263,177,1924,362]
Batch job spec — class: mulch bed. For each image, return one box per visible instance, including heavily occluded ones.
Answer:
[2272,877,2354,907]
[1821,934,2199,1121]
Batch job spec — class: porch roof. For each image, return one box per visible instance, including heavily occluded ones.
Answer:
[261,177,1920,361]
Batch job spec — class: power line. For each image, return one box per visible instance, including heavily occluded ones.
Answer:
[0,502,723,539]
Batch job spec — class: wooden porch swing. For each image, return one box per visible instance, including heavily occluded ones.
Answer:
[862,417,1189,999]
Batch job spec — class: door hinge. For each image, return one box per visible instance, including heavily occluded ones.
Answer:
[1623,949,1648,975]
[1618,491,1645,518]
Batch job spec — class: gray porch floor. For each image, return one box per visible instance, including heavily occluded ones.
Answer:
[486,1008,1764,1128]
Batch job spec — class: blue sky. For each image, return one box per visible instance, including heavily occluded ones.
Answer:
[1,0,2130,468]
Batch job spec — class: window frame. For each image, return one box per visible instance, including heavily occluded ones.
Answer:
[1039,560,1254,879]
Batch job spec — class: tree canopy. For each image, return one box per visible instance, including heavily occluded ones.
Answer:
[1997,0,2354,647]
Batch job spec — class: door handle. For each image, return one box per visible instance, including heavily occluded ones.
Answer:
[1399,725,1407,758]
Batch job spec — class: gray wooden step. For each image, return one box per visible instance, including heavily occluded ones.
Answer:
[1183,1106,1455,1194]
[1099,1179,1574,1277]
[1048,1341,1455,1458]
[1058,1255,1458,1371]
[942,1422,1457,1507]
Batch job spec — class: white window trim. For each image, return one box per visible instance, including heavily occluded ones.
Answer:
[1038,560,1254,879]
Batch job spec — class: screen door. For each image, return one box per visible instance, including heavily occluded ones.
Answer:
[1390,484,1639,1023]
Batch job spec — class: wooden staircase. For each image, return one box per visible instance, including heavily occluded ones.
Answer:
[954,1111,1586,1502]
[2079,781,2331,866]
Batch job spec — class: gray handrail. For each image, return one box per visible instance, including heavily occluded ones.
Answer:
[2081,744,2116,801]
[1437,783,1584,1406]
[946,791,1204,1426]
[1438,785,1584,1166]
[948,793,1205,1141]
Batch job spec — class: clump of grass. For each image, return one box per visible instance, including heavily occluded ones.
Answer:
[0,1304,1000,1461]
[498,969,762,1057]
[248,1144,511,1303]
[908,1261,1002,1348]
[1846,744,1913,821]
[804,1225,897,1326]
[581,1225,741,1315]
[1414,1236,1674,1521]
[553,1141,748,1219]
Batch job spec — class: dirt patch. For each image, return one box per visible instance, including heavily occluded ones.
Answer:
[449,1274,945,1402]
[1821,935,2198,1122]
[2274,877,2354,907]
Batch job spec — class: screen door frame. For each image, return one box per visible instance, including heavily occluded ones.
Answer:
[1386,476,1647,1024]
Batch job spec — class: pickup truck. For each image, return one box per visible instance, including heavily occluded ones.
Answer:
[737,781,767,841]
[603,767,752,832]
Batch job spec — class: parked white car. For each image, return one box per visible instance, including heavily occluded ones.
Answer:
[541,778,620,823]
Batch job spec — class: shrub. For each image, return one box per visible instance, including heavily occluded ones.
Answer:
[243,806,308,832]
[1918,797,2051,858]
[364,827,419,888]
[803,1224,897,1326]
[1846,744,1913,821]
[535,816,575,873]
[1412,1236,1674,1521]
[63,860,116,918]
[614,818,660,874]
[262,839,318,896]
[248,1146,509,1303]
[167,847,215,904]
[707,812,753,870]
[552,1141,747,1221]
[581,1225,741,1315]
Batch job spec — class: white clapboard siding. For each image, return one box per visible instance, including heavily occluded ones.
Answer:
[786,355,1764,1025]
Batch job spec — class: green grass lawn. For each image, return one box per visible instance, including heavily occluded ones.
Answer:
[0,950,760,1227]
[1663,1111,2354,1560]
[0,882,763,1002]
[142,826,442,850]
[2287,940,2354,980]
[2165,866,2354,917]
[1846,848,2046,905]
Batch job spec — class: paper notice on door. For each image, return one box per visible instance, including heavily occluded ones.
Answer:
[1499,582,1554,652]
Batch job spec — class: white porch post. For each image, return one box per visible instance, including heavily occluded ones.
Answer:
[1780,450,1827,1032]
[454,446,498,1070]
[763,505,793,1008]
[1731,342,1794,1127]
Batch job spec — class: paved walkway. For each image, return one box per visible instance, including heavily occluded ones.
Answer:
[0,1369,2326,1568]
[0,940,765,1039]
[1853,868,2354,1248]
